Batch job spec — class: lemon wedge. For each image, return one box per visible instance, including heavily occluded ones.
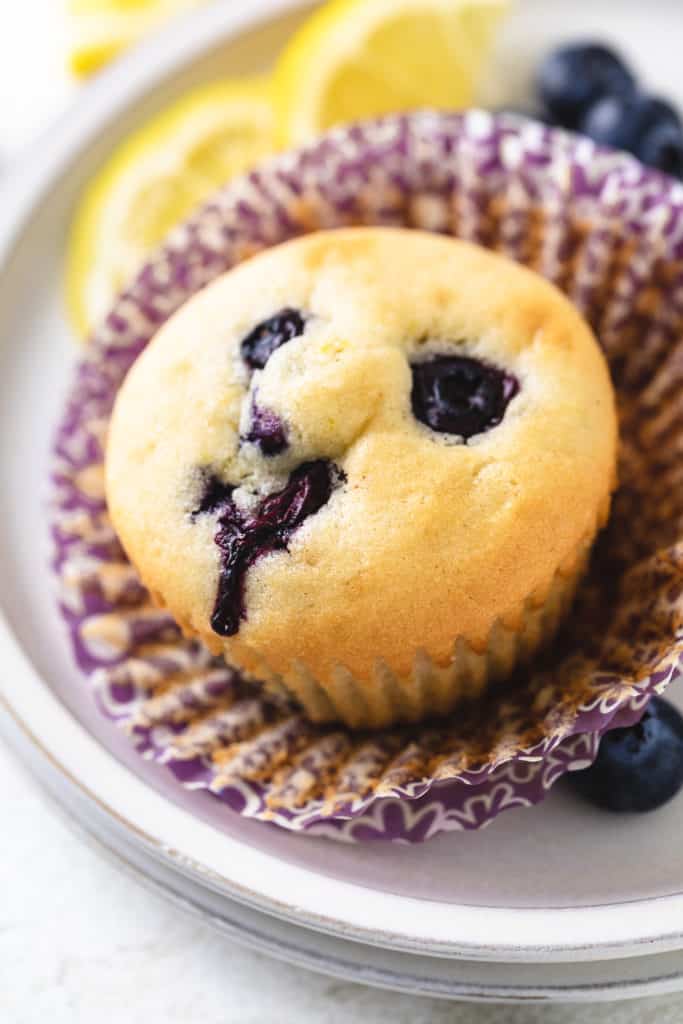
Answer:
[67,0,204,77]
[66,78,274,339]
[275,0,509,147]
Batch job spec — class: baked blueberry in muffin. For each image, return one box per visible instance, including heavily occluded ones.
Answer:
[106,228,618,728]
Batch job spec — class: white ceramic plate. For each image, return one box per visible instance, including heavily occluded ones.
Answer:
[3,0,683,1001]
[7,704,683,1007]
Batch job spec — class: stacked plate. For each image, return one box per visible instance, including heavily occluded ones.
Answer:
[3,0,683,1003]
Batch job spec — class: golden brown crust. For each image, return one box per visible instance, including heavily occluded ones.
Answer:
[106,228,618,723]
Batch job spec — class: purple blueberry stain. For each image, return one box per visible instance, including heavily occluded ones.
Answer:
[240,308,306,370]
[194,460,344,637]
[242,400,288,456]
[189,309,333,632]
[410,355,519,440]
[191,472,235,518]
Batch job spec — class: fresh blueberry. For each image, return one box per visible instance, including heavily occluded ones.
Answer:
[637,120,683,178]
[569,696,683,813]
[207,460,344,637]
[537,42,635,130]
[580,93,681,155]
[411,355,519,440]
[240,308,306,370]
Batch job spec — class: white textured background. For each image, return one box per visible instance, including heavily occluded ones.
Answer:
[3,2,683,1021]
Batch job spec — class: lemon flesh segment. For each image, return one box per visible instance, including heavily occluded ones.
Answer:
[66,79,274,340]
[275,0,510,147]
[67,0,204,77]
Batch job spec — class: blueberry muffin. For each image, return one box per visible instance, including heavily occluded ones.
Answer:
[105,227,618,728]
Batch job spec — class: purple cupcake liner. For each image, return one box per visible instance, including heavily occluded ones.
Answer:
[51,111,683,841]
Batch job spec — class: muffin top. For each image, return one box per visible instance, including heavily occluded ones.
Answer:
[106,227,617,689]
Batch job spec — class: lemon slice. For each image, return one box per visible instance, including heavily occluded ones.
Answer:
[66,78,274,339]
[67,0,204,77]
[275,0,509,147]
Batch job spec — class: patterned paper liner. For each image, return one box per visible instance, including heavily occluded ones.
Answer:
[52,112,683,842]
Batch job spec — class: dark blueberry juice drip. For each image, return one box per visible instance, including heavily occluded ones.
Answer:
[195,461,341,637]
[410,355,519,439]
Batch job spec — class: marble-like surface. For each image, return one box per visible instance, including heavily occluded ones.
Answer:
[3,2,683,1020]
